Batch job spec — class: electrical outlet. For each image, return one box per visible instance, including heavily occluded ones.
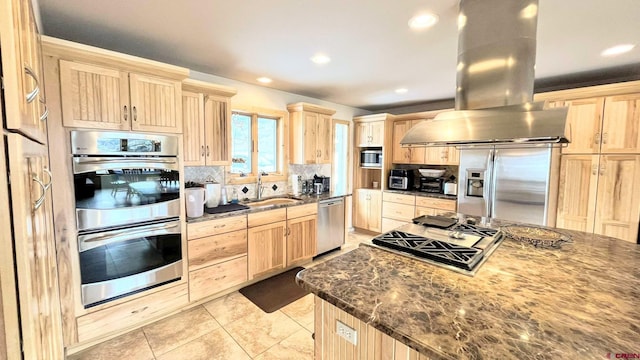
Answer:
[336,320,357,345]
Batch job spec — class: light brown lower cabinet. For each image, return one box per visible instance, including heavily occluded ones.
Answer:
[5,134,64,360]
[414,196,457,218]
[186,214,248,301]
[248,221,287,279]
[353,189,382,233]
[381,192,415,232]
[248,204,318,279]
[314,297,430,360]
[189,257,248,302]
[76,283,188,343]
[286,203,318,265]
[556,154,640,243]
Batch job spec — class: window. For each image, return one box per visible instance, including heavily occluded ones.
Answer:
[332,120,351,194]
[229,108,287,183]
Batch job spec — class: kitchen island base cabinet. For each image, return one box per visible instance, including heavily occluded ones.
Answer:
[314,298,429,360]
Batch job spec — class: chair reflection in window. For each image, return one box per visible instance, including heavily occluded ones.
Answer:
[123,169,142,199]
[110,170,129,197]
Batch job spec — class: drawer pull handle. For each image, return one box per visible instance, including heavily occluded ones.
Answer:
[214,224,226,229]
[131,306,148,314]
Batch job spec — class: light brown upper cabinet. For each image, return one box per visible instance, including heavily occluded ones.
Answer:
[392,120,424,164]
[561,95,640,154]
[424,146,459,165]
[1,0,49,144]
[355,120,385,147]
[182,79,237,166]
[288,102,336,164]
[556,154,640,243]
[59,60,183,133]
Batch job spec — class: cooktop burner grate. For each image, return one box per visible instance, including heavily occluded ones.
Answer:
[450,223,498,237]
[372,231,482,271]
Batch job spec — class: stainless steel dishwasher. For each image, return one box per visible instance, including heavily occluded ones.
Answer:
[317,197,345,255]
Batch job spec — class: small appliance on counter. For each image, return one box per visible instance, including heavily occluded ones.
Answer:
[444,176,457,196]
[185,188,206,218]
[388,169,414,190]
[419,176,445,193]
[360,149,383,168]
[204,182,221,208]
[313,175,330,194]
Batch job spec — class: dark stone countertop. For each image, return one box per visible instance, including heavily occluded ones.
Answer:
[296,219,640,359]
[187,191,350,223]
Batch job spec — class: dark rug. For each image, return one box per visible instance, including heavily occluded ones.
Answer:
[239,267,308,313]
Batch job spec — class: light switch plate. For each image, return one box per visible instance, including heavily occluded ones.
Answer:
[336,320,357,345]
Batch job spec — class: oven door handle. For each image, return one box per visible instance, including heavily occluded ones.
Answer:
[73,157,179,173]
[78,221,181,252]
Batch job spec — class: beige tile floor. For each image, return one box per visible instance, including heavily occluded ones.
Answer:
[67,231,372,360]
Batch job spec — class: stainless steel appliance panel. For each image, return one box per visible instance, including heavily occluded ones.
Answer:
[317,198,345,254]
[71,130,179,156]
[76,199,180,231]
[79,219,182,307]
[492,147,551,225]
[458,146,552,225]
[458,149,491,217]
[82,261,182,307]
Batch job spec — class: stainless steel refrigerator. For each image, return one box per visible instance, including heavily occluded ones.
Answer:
[457,146,552,225]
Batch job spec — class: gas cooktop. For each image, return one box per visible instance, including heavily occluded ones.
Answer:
[369,219,503,276]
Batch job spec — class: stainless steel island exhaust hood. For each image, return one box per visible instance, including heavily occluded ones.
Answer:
[401,0,569,147]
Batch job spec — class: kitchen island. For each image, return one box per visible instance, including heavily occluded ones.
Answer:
[296,219,640,359]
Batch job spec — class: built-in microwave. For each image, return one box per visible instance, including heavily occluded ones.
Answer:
[360,149,382,168]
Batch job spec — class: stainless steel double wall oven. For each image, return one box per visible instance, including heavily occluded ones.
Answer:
[71,130,182,307]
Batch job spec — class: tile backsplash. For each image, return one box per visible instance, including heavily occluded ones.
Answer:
[184,163,331,200]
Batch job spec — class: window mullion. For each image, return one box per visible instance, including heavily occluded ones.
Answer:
[252,114,259,176]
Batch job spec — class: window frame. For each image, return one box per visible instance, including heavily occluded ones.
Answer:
[227,106,288,185]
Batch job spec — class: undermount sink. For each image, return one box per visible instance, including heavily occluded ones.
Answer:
[246,197,302,208]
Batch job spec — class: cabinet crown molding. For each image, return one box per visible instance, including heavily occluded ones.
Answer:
[286,102,336,115]
[41,35,189,80]
[182,78,237,97]
[353,113,395,122]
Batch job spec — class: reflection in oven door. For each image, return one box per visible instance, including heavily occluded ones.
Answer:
[73,157,181,231]
[78,220,183,307]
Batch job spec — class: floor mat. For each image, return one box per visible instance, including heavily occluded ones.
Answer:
[239,267,308,313]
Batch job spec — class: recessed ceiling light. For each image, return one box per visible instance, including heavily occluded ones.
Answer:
[408,13,439,30]
[601,44,635,57]
[257,77,272,84]
[395,88,408,94]
[311,54,331,65]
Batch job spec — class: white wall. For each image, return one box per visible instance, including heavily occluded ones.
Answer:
[190,70,370,121]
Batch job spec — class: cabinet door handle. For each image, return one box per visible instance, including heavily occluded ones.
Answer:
[201,145,205,157]
[123,105,128,121]
[24,65,40,103]
[591,164,598,175]
[132,106,137,121]
[599,164,605,176]
[32,168,52,210]
[206,145,210,157]
[594,132,600,145]
[602,132,608,144]
[39,104,49,122]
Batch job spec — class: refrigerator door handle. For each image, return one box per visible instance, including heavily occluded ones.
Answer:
[483,149,494,218]
[489,149,500,218]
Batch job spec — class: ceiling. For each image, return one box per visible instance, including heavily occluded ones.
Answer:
[37,0,640,111]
